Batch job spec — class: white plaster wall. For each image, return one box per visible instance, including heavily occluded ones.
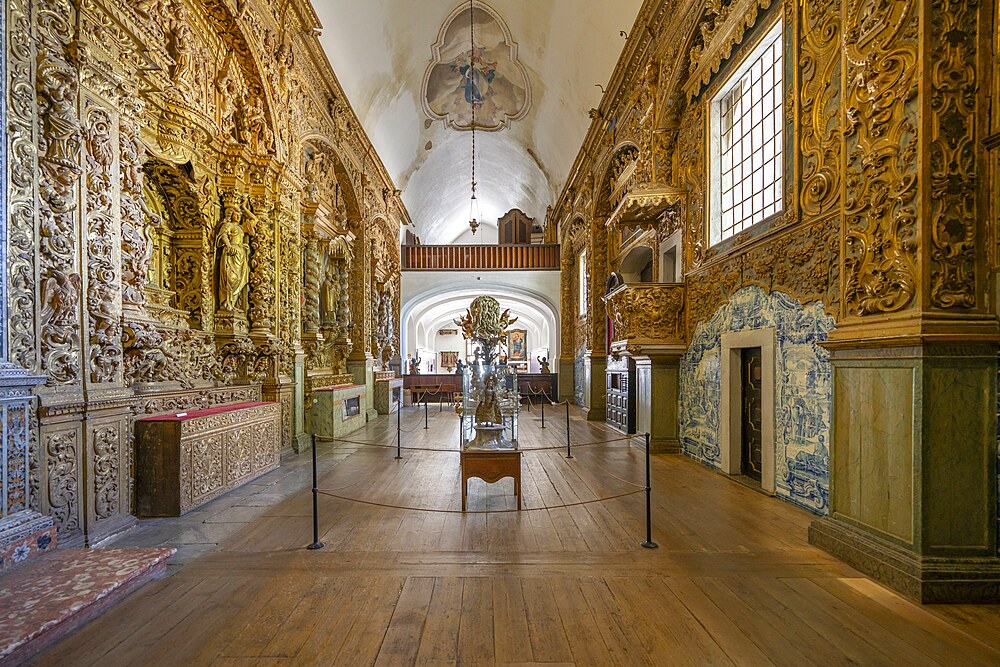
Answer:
[313,0,643,243]
[401,270,560,370]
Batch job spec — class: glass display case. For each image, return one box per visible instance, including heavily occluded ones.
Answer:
[460,363,520,449]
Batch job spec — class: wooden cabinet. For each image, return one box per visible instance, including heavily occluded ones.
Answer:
[606,356,636,434]
[135,402,281,517]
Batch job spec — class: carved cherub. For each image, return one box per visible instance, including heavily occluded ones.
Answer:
[537,356,551,373]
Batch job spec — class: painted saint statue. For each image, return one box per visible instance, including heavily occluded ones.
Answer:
[216,198,256,311]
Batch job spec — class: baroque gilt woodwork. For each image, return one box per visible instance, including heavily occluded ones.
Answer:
[5,0,407,542]
[551,0,998,602]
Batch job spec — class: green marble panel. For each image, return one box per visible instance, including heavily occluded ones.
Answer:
[833,365,915,543]
[923,362,995,554]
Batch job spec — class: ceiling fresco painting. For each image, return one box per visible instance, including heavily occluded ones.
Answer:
[314,0,644,244]
[423,4,530,131]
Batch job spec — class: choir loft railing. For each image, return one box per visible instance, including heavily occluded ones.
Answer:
[401,244,560,271]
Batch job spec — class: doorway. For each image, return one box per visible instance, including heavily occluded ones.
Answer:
[720,329,775,494]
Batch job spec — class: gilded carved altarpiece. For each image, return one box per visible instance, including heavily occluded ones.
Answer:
[4,0,406,544]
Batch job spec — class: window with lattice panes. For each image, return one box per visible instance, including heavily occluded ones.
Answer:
[710,20,783,244]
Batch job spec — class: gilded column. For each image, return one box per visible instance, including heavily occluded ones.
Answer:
[584,218,609,421]
[248,195,277,337]
[558,244,575,401]
[302,233,320,334]
[811,0,1000,602]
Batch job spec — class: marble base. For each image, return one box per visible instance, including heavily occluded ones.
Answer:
[634,355,680,453]
[374,378,403,415]
[0,512,56,572]
[810,517,1000,603]
[347,358,377,420]
[308,384,367,439]
[646,435,680,454]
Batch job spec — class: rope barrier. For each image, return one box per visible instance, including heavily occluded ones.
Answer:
[315,433,635,454]
[315,488,644,514]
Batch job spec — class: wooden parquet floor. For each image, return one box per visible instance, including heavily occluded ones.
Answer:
[32,406,1000,666]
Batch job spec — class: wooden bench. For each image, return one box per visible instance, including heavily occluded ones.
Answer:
[135,401,281,516]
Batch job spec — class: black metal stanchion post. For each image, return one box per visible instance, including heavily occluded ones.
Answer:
[307,434,324,550]
[395,402,403,460]
[458,411,464,449]
[540,396,545,428]
[565,401,573,459]
[424,397,429,429]
[641,432,658,549]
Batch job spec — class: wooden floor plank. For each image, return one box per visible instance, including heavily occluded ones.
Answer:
[374,577,436,667]
[521,578,573,663]
[457,577,494,665]
[492,576,533,665]
[415,577,463,664]
[28,407,1000,666]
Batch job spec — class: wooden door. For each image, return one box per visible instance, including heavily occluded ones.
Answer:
[740,347,763,481]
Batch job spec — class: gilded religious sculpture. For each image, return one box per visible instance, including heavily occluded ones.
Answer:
[455,296,520,450]
[216,198,256,313]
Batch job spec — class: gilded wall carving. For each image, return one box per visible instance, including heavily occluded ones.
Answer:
[842,0,919,316]
[92,425,120,521]
[6,0,39,372]
[84,105,124,385]
[6,0,405,542]
[44,430,78,535]
[678,102,706,269]
[604,284,685,345]
[36,0,84,387]
[797,0,841,219]
[927,0,979,310]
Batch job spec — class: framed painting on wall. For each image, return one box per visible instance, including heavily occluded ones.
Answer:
[507,329,527,361]
[440,351,459,371]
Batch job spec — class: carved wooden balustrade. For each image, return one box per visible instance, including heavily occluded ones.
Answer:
[402,244,560,271]
[603,283,686,356]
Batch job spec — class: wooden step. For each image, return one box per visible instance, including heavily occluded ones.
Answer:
[0,547,174,666]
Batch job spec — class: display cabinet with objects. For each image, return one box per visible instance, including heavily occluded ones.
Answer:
[460,362,520,449]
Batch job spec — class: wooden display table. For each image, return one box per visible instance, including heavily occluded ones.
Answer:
[460,450,522,511]
[135,401,281,516]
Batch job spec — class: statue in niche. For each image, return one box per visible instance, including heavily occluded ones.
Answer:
[303,150,324,202]
[216,64,241,141]
[320,262,338,326]
[216,197,256,312]
[409,356,421,375]
[242,93,273,154]
[167,14,196,92]
[36,54,82,173]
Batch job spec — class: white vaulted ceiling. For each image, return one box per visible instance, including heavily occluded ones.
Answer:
[313,0,643,244]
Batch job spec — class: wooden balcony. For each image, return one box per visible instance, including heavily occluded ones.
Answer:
[603,282,686,356]
[401,244,560,271]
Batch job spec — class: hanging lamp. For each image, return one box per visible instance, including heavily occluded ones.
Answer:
[467,0,481,236]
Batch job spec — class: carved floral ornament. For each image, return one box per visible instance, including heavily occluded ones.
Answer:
[605,184,686,234]
[684,0,775,101]
[603,283,686,349]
